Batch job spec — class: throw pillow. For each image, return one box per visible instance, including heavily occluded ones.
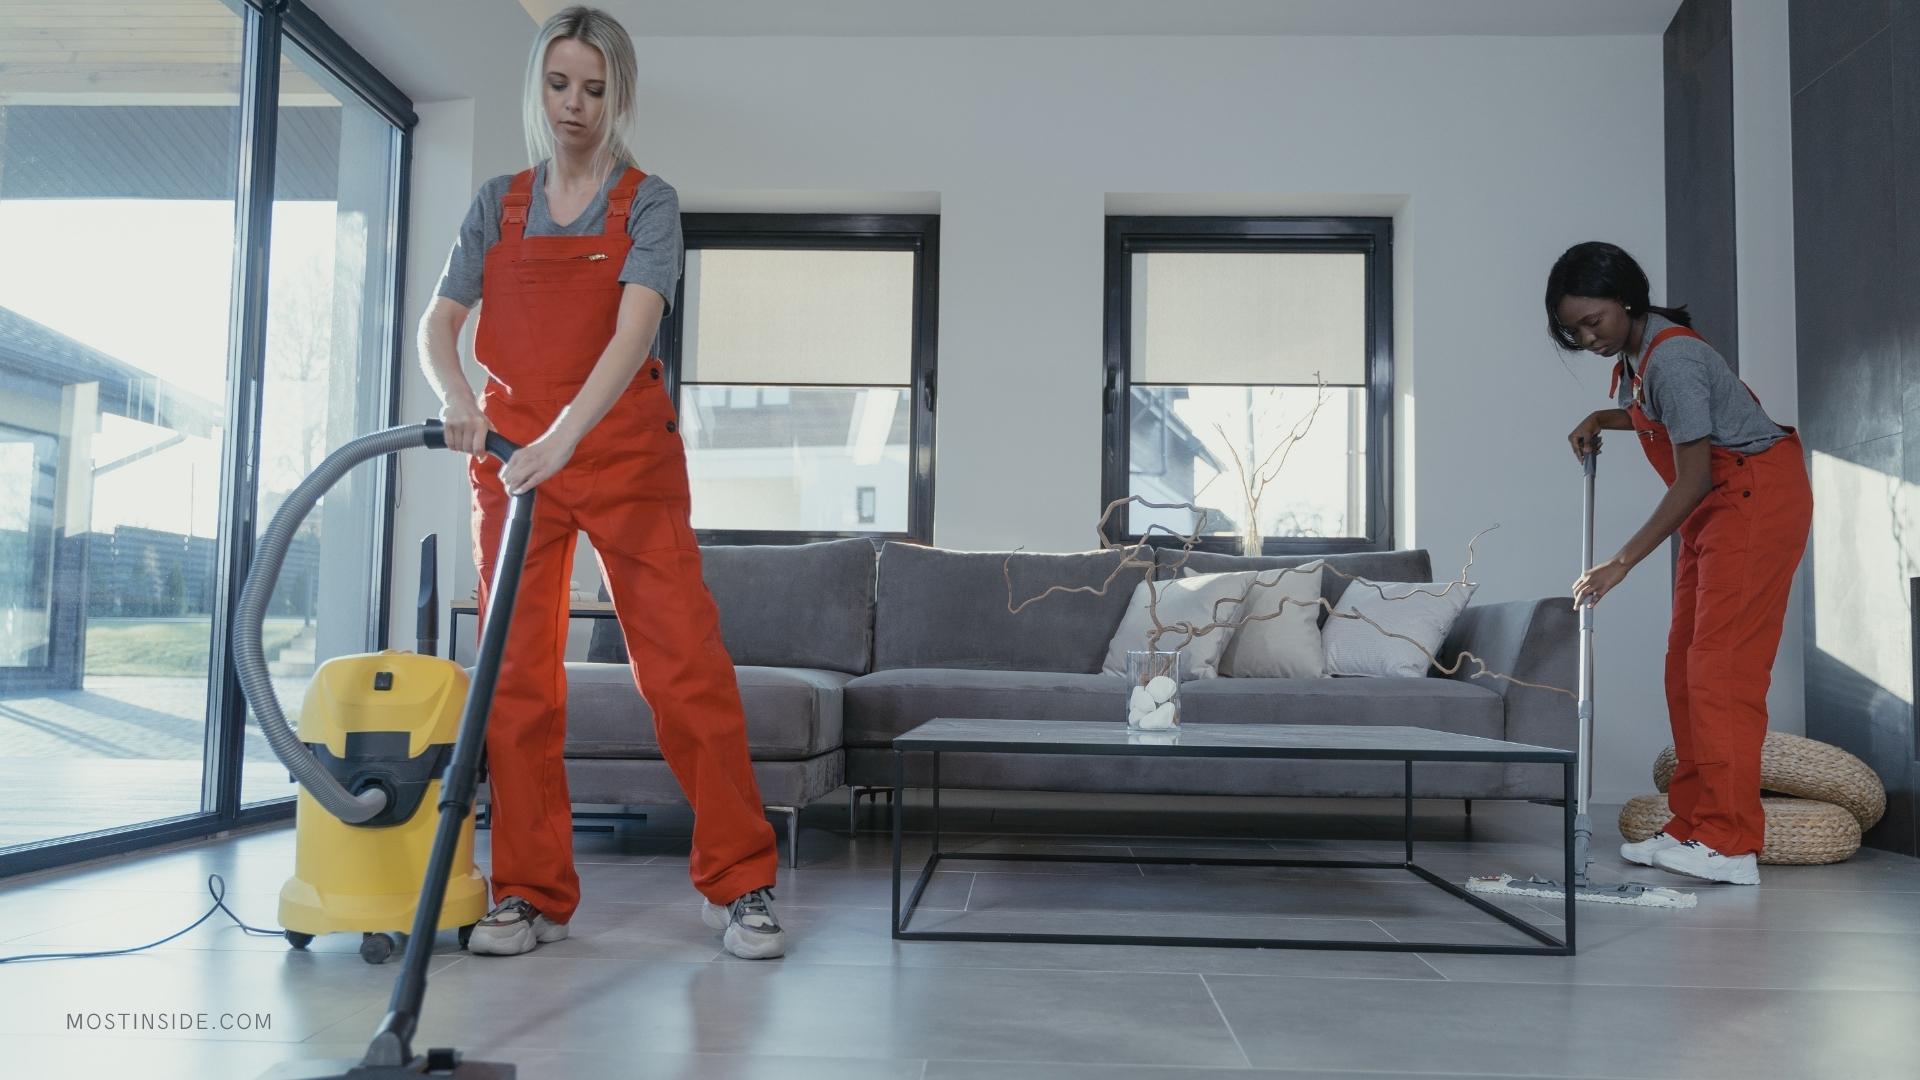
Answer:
[1322,579,1474,678]
[1183,563,1326,678]
[1100,572,1251,679]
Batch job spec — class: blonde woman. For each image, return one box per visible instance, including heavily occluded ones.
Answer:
[418,5,783,959]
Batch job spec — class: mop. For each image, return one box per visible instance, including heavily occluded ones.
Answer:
[1466,449,1696,910]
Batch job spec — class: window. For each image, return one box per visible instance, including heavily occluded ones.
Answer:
[1102,217,1393,554]
[242,35,406,807]
[663,215,939,544]
[0,0,413,872]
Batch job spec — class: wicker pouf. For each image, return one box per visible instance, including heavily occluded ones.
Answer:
[1651,731,1885,830]
[1619,792,1862,865]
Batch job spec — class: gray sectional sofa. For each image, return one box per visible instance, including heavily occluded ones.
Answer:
[569,538,1578,860]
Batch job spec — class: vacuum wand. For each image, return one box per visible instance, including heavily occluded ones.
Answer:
[248,421,527,1077]
[357,423,526,1075]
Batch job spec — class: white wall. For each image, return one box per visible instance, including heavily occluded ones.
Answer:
[388,97,476,652]
[389,31,1674,798]
[1732,0,1806,738]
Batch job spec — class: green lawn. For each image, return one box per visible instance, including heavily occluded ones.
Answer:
[85,618,307,677]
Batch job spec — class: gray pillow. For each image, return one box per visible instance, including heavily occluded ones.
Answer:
[874,543,1147,673]
[1183,563,1327,678]
[1167,548,1434,623]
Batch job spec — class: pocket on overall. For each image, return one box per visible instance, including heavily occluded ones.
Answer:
[510,249,619,289]
[576,386,692,550]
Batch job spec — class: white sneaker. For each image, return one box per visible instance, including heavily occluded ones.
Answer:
[701,888,787,960]
[1653,839,1760,885]
[467,896,569,956]
[1620,832,1683,867]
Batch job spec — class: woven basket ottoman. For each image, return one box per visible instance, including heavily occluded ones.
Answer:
[1652,731,1885,830]
[1619,792,1861,865]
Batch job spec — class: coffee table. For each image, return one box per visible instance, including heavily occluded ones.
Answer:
[890,718,1578,956]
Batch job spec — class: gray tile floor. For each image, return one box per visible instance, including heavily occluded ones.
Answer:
[2,792,1917,1079]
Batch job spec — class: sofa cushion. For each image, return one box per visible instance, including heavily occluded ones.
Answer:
[842,666,1503,746]
[562,662,849,761]
[1179,676,1503,737]
[589,538,876,674]
[845,668,1128,745]
[873,543,1148,673]
[1166,549,1434,623]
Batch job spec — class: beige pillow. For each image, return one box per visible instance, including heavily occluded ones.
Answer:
[1100,572,1250,679]
[1183,563,1327,678]
[1323,579,1475,678]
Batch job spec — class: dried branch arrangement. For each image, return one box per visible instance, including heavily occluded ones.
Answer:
[1196,378,1332,556]
[1003,496,1573,701]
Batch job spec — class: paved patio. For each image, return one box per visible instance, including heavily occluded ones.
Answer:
[0,676,305,848]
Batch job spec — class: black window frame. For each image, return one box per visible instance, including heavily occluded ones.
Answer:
[0,0,416,879]
[663,213,939,546]
[1102,215,1394,556]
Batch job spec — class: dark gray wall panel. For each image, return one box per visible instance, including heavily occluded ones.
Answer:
[1666,18,1740,363]
[1790,1,1916,855]
[1791,31,1900,453]
[1790,0,1893,94]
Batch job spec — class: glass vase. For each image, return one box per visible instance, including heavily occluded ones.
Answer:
[1124,649,1188,731]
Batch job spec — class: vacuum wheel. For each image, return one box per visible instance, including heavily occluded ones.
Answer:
[457,922,476,950]
[359,932,397,964]
[283,930,314,951]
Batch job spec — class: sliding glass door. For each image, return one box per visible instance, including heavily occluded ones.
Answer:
[243,37,403,808]
[0,0,414,870]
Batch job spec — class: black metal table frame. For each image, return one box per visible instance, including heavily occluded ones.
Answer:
[890,742,1577,957]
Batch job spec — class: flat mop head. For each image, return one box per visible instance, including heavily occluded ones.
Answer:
[1466,873,1698,910]
[259,1052,515,1078]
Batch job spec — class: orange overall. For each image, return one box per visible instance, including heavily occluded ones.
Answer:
[469,167,776,921]
[1612,326,1812,856]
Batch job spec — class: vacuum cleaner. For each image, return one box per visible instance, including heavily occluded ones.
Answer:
[233,419,529,1077]
[262,526,486,966]
[1466,449,1695,910]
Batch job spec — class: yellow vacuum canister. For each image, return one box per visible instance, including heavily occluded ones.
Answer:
[276,648,489,961]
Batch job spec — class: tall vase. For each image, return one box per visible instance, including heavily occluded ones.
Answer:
[1238,519,1264,557]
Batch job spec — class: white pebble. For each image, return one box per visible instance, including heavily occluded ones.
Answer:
[1147,676,1177,703]
[1138,702,1176,730]
[1129,686,1154,714]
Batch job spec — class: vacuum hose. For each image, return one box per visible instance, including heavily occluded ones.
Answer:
[232,420,512,824]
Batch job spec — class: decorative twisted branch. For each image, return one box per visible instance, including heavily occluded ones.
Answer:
[1191,377,1332,552]
[1005,497,1571,697]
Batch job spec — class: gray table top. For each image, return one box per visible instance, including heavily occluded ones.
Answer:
[893,718,1573,763]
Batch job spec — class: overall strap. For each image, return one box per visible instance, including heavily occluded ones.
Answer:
[500,169,535,243]
[1611,324,1702,398]
[603,166,649,238]
[1636,325,1702,381]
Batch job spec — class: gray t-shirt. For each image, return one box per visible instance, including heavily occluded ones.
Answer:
[1614,314,1786,454]
[434,161,682,311]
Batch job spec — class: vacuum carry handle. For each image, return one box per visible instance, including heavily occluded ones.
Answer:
[416,535,439,657]
[420,417,520,464]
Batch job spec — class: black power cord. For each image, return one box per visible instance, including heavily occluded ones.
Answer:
[0,874,282,964]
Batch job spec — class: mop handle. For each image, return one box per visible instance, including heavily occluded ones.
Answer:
[1576,449,1597,815]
